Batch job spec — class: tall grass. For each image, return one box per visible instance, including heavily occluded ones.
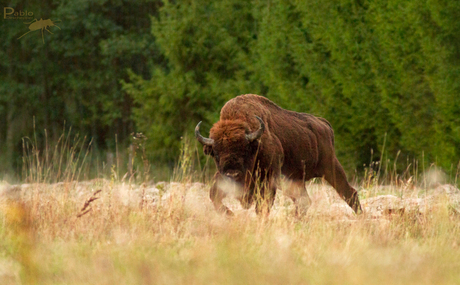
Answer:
[21,128,93,183]
[1,132,460,284]
[18,128,178,184]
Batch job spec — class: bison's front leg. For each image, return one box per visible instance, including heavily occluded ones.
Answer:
[284,180,312,216]
[209,172,234,216]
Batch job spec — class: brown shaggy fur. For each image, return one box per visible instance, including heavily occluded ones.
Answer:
[198,94,362,215]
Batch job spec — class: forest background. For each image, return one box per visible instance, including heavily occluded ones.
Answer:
[1,0,460,182]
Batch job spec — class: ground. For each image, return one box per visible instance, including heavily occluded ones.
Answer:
[1,179,460,284]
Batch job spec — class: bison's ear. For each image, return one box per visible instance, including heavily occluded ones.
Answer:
[203,145,213,156]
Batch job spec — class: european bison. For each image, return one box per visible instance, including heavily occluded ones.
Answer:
[195,94,362,215]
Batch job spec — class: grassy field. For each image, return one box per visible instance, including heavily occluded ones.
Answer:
[1,176,460,285]
[1,138,460,284]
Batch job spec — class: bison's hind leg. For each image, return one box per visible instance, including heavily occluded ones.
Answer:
[321,157,363,214]
[283,180,311,216]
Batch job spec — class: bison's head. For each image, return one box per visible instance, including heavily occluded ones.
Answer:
[195,116,265,183]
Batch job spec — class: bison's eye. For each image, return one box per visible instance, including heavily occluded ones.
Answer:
[214,154,220,163]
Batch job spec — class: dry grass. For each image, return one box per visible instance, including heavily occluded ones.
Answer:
[1,137,460,284]
[1,178,460,285]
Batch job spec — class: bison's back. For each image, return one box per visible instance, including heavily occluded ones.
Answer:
[221,94,335,179]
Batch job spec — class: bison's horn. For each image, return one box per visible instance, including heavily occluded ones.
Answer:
[246,116,265,142]
[195,121,214,146]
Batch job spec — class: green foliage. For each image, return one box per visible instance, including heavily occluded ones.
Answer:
[127,0,460,173]
[123,0,259,161]
[0,0,160,175]
[2,0,460,177]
